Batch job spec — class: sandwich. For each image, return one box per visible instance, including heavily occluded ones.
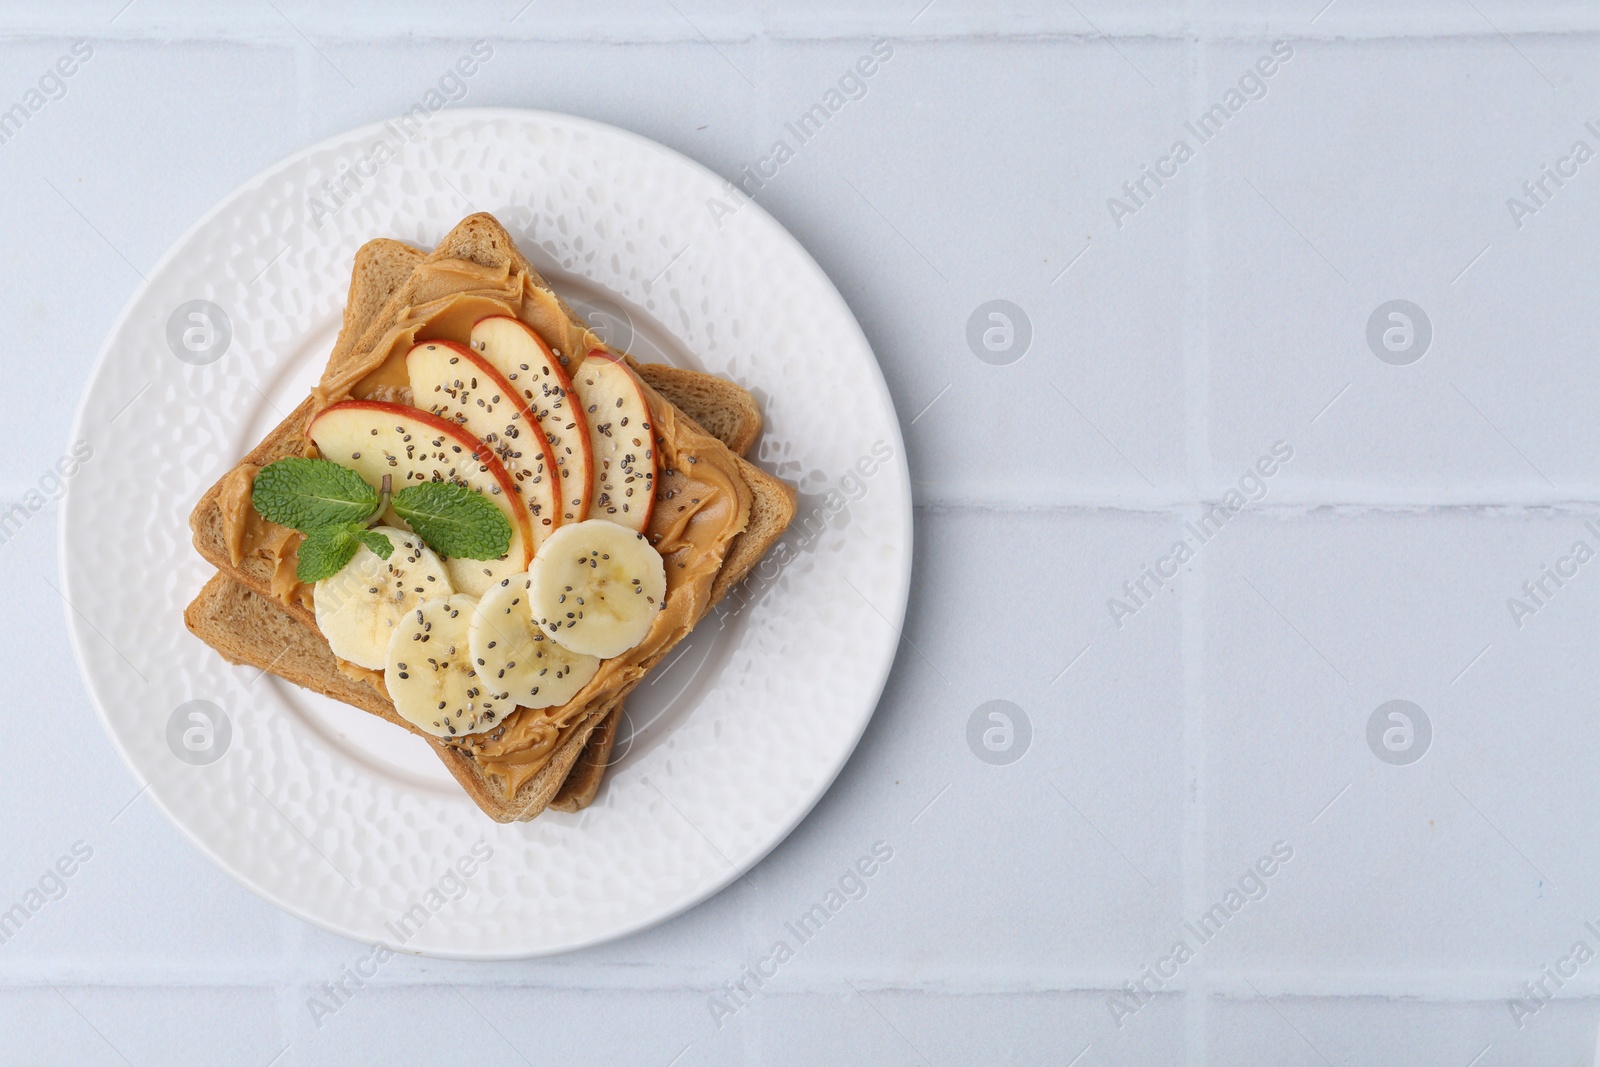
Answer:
[183,214,795,822]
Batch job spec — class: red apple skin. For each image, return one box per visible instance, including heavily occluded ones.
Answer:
[306,399,535,564]
[405,339,564,538]
[471,316,595,524]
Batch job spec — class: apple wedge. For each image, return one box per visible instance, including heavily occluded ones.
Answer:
[469,316,593,525]
[567,348,656,532]
[406,340,562,547]
[307,400,534,596]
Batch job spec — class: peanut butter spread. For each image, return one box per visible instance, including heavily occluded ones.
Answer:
[219,462,311,613]
[218,256,752,793]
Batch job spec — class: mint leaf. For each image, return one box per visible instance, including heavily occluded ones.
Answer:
[253,457,379,531]
[295,524,363,583]
[356,529,395,560]
[393,480,512,560]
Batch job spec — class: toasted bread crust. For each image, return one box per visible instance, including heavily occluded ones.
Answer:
[634,362,762,457]
[548,704,620,812]
[185,216,795,822]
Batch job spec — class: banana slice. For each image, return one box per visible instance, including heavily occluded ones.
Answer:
[384,594,503,737]
[526,519,667,659]
[468,575,601,708]
[313,526,452,670]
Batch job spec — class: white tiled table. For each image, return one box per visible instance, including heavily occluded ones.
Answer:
[5,2,1600,1063]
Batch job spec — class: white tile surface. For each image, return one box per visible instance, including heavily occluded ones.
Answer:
[1200,509,1595,978]
[0,986,280,1066]
[1207,994,1600,1066]
[8,3,1600,1065]
[0,38,299,485]
[1203,35,1600,500]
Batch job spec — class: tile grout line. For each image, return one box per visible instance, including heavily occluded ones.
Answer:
[909,497,1600,512]
[19,968,1600,995]
[739,30,772,1031]
[8,21,1600,44]
[1181,10,1210,1065]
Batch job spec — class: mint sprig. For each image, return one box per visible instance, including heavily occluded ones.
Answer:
[294,525,396,584]
[355,528,396,558]
[392,480,512,561]
[252,457,378,529]
[252,456,512,584]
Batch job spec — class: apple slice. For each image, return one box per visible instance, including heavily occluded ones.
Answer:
[469,316,594,525]
[567,349,656,532]
[406,340,562,547]
[307,400,534,596]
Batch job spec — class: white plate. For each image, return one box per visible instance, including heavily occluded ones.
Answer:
[60,109,911,959]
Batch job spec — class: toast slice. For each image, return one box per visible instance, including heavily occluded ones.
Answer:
[188,236,763,812]
[186,215,795,821]
[183,366,759,815]
[339,240,764,811]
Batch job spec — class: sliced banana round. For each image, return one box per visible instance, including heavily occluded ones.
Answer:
[526,519,667,659]
[384,594,503,737]
[313,526,452,670]
[468,575,601,708]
